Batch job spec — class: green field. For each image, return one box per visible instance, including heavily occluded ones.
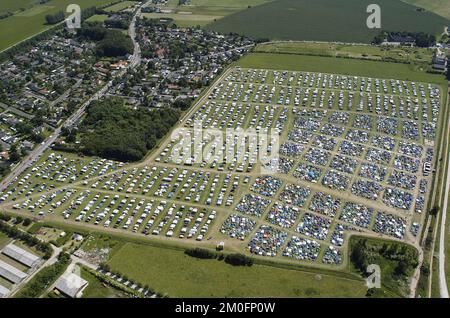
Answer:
[0,0,119,52]
[145,0,271,27]
[236,53,447,85]
[86,14,109,22]
[0,232,10,249]
[104,1,138,12]
[206,0,449,43]
[108,242,367,297]
[80,267,128,298]
[255,42,434,64]
[0,0,37,14]
[401,0,450,20]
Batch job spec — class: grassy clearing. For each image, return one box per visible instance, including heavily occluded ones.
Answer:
[0,232,9,249]
[255,42,434,64]
[107,242,367,297]
[236,53,447,85]
[0,0,117,52]
[206,0,449,43]
[86,14,109,22]
[103,1,138,12]
[141,12,220,26]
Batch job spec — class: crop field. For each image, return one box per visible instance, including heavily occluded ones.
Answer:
[145,0,271,27]
[401,0,450,20]
[0,0,119,52]
[206,0,449,43]
[0,53,444,277]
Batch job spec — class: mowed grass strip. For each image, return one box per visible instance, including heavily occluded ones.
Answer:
[206,0,449,43]
[107,242,367,297]
[236,53,447,85]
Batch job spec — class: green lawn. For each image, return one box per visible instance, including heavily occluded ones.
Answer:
[103,1,138,12]
[107,242,367,297]
[0,0,36,14]
[206,0,449,43]
[236,53,447,85]
[86,14,109,22]
[80,266,128,298]
[0,0,118,52]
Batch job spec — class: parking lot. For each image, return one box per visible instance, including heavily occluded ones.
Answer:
[0,66,442,268]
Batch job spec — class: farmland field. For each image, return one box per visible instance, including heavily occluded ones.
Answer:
[206,0,449,43]
[145,0,271,27]
[236,53,447,85]
[401,0,450,20]
[108,242,367,297]
[254,42,435,65]
[0,0,120,52]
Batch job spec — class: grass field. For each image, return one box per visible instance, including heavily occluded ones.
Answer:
[401,0,450,20]
[255,42,435,64]
[80,266,128,298]
[103,0,138,13]
[147,0,271,27]
[0,0,36,15]
[86,14,109,22]
[206,0,449,43]
[0,232,10,249]
[0,0,120,52]
[108,242,367,297]
[236,53,447,85]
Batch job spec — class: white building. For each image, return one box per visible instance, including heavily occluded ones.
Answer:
[0,259,27,284]
[2,244,41,268]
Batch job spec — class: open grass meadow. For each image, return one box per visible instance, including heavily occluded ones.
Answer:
[107,242,368,297]
[0,0,119,52]
[236,53,447,86]
[206,0,449,43]
[255,42,435,64]
[401,0,450,20]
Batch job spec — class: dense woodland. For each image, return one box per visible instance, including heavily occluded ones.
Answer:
[81,98,180,161]
[77,23,134,57]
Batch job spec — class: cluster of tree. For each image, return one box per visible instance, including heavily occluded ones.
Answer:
[0,12,13,20]
[185,248,218,259]
[0,219,52,259]
[45,11,65,25]
[184,248,254,267]
[373,31,436,47]
[80,98,180,161]
[351,238,418,278]
[224,253,253,267]
[105,13,132,29]
[173,98,193,111]
[16,252,71,298]
[78,23,133,57]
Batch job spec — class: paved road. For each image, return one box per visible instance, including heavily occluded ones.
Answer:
[0,102,34,120]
